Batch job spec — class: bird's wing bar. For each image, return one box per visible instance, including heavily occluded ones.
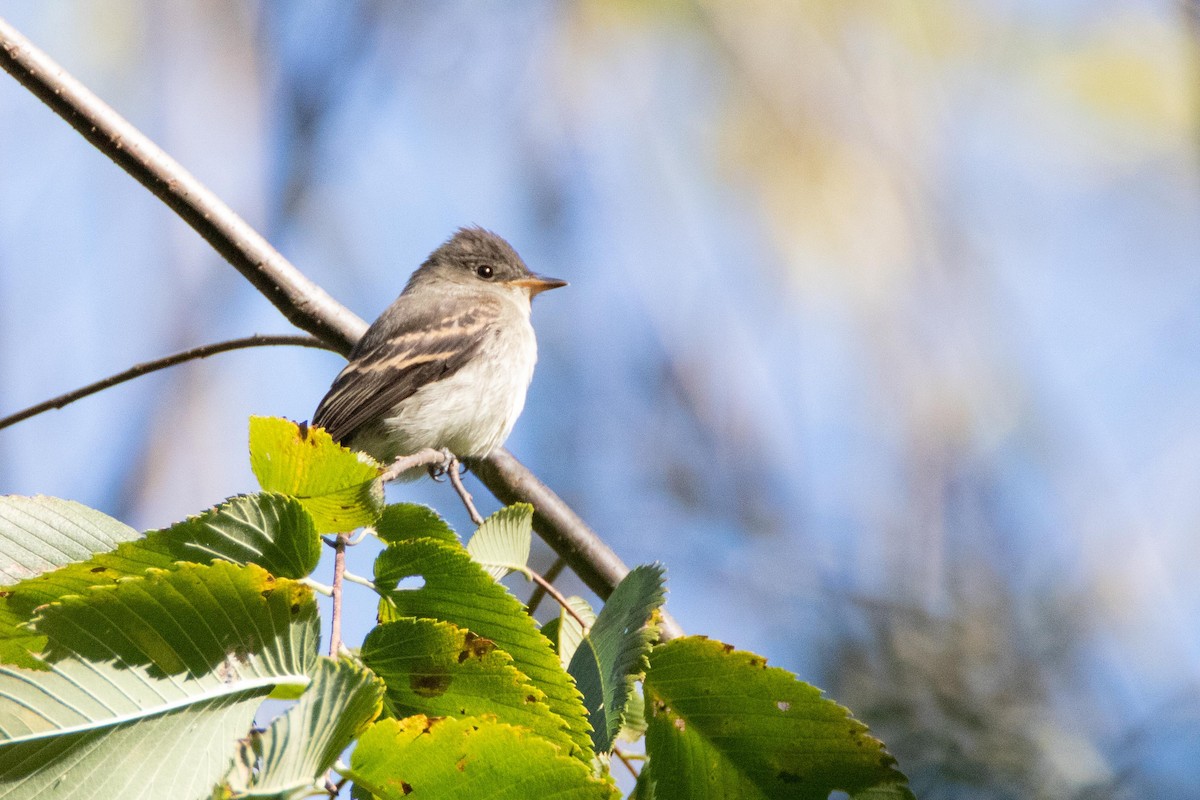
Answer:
[312,299,497,443]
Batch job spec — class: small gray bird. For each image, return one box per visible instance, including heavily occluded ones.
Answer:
[313,227,566,477]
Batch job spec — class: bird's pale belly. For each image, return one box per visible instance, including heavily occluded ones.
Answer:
[349,322,537,469]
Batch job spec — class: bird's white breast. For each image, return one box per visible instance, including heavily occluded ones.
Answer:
[371,294,538,461]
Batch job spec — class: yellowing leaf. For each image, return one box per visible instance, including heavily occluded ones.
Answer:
[249,416,383,533]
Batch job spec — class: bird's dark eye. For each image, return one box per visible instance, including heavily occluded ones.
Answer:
[475,264,494,279]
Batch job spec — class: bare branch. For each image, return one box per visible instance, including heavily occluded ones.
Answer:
[0,15,683,641]
[0,17,365,354]
[0,335,334,432]
[330,533,348,657]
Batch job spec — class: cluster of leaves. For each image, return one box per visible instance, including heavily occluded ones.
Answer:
[0,417,913,799]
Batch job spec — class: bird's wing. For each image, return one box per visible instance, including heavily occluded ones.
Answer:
[312,296,498,443]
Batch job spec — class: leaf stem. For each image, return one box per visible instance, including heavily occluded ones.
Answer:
[347,528,374,546]
[526,567,589,630]
[613,746,641,779]
[300,577,334,596]
[526,555,567,615]
[323,773,345,797]
[342,570,378,591]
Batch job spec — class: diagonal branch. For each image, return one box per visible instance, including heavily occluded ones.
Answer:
[0,15,682,640]
[0,335,334,431]
[0,17,364,354]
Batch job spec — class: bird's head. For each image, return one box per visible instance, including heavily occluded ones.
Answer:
[411,227,567,299]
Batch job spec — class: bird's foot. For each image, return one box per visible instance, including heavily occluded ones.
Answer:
[427,447,457,482]
[381,447,452,483]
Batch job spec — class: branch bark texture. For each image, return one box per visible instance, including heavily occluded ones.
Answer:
[0,15,681,640]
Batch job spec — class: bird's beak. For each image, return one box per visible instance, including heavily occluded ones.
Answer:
[508,274,568,297]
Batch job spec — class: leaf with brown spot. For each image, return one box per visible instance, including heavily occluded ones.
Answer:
[643,636,914,800]
[361,617,577,757]
[410,671,452,698]
[347,716,618,800]
[373,534,592,758]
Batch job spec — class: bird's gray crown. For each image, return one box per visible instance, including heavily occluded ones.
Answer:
[407,227,531,290]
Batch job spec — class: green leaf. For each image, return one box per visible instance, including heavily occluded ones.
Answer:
[347,716,620,800]
[0,496,143,667]
[568,564,665,753]
[227,657,383,799]
[630,768,656,800]
[374,537,592,759]
[32,560,316,688]
[375,503,457,546]
[466,503,533,581]
[545,596,596,668]
[642,636,914,800]
[617,685,648,743]
[249,416,383,534]
[0,493,320,667]
[849,785,923,800]
[0,561,319,799]
[4,698,260,800]
[361,617,575,755]
[156,492,322,579]
[0,495,140,584]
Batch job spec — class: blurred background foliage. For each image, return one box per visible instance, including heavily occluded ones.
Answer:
[2,1,1199,797]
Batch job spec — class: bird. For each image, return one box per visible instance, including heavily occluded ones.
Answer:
[312,227,566,479]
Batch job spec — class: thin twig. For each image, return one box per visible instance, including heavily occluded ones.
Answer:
[0,15,684,641]
[0,335,333,432]
[446,457,484,526]
[613,747,641,780]
[528,568,589,630]
[526,555,567,616]
[329,533,348,657]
